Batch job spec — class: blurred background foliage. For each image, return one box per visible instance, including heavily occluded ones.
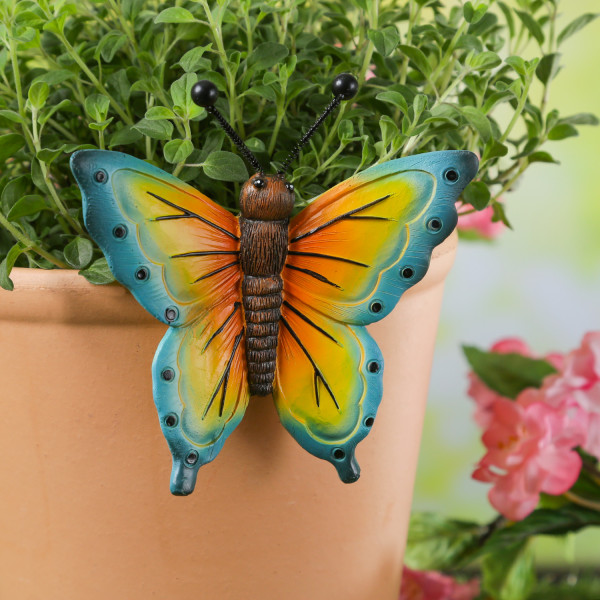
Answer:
[0,0,596,286]
[414,0,600,590]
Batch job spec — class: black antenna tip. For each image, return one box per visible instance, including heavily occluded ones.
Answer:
[191,80,219,107]
[332,73,359,100]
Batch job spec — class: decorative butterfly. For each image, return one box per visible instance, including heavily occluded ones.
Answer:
[71,74,478,495]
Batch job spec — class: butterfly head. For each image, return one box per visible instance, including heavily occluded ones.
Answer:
[240,173,295,220]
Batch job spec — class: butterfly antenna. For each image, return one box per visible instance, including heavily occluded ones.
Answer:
[191,80,263,174]
[278,73,359,175]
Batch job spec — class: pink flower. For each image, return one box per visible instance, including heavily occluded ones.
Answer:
[467,338,563,428]
[536,332,600,459]
[400,568,479,600]
[472,394,586,521]
[457,203,505,240]
[468,338,533,428]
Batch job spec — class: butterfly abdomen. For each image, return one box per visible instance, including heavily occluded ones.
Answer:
[240,217,288,396]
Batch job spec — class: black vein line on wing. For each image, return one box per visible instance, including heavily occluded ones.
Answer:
[203,302,241,352]
[194,260,239,283]
[147,191,239,241]
[290,194,392,243]
[281,316,339,409]
[172,250,240,258]
[287,251,369,268]
[202,329,244,419]
[282,301,340,346]
[285,264,341,289]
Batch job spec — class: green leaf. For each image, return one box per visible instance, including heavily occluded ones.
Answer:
[109,125,143,147]
[28,81,49,110]
[79,257,115,285]
[462,345,557,399]
[134,118,174,140]
[202,151,249,182]
[482,504,600,554]
[481,542,536,600]
[398,44,432,78]
[64,236,93,269]
[177,45,212,73]
[0,243,30,291]
[462,181,490,210]
[557,13,599,47]
[467,50,501,71]
[528,151,559,164]
[405,512,483,571]
[145,106,176,121]
[154,7,196,24]
[367,26,400,57]
[248,42,289,70]
[37,146,66,164]
[169,73,202,119]
[463,2,487,25]
[559,113,599,126]
[461,106,492,142]
[376,91,408,114]
[548,123,579,141]
[536,53,562,85]
[84,94,110,123]
[506,56,527,78]
[7,195,48,220]
[96,31,127,63]
[163,138,194,164]
[0,133,25,162]
[515,10,545,46]
[1,175,29,212]
[482,140,509,162]
[0,109,27,124]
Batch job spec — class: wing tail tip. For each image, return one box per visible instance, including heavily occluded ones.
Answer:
[333,451,361,484]
[169,457,200,496]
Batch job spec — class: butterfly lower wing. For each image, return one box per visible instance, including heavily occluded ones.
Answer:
[287,150,478,325]
[153,300,249,495]
[70,149,241,326]
[273,298,383,482]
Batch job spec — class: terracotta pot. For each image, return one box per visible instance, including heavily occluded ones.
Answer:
[0,231,457,600]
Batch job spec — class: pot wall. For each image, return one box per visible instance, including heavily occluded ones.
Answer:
[0,231,457,600]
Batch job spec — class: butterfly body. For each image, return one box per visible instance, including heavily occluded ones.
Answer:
[238,174,295,396]
[70,147,479,495]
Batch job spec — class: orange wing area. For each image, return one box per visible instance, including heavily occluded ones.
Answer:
[286,168,435,325]
[111,168,241,325]
[273,296,383,483]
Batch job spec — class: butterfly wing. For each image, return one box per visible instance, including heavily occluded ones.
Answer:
[286,150,479,325]
[276,298,383,482]
[276,150,478,480]
[70,149,249,494]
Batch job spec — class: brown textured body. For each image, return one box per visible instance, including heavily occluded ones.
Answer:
[239,174,295,396]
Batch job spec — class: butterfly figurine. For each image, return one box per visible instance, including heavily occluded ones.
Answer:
[70,73,478,495]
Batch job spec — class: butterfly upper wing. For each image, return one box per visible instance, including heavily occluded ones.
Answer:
[70,149,249,494]
[276,150,479,480]
[286,150,479,325]
[70,149,241,327]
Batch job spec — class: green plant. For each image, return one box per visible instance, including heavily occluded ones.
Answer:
[0,0,597,288]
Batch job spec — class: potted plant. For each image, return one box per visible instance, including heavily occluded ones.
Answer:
[0,1,596,598]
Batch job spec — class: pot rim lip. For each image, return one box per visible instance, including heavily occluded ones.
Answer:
[1,231,458,325]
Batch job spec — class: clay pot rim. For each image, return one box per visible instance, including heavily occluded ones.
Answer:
[1,230,457,325]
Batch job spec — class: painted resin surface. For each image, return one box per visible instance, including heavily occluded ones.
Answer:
[71,149,478,494]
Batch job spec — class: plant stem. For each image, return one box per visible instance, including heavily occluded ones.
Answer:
[56,33,133,125]
[0,212,69,269]
[564,491,600,513]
